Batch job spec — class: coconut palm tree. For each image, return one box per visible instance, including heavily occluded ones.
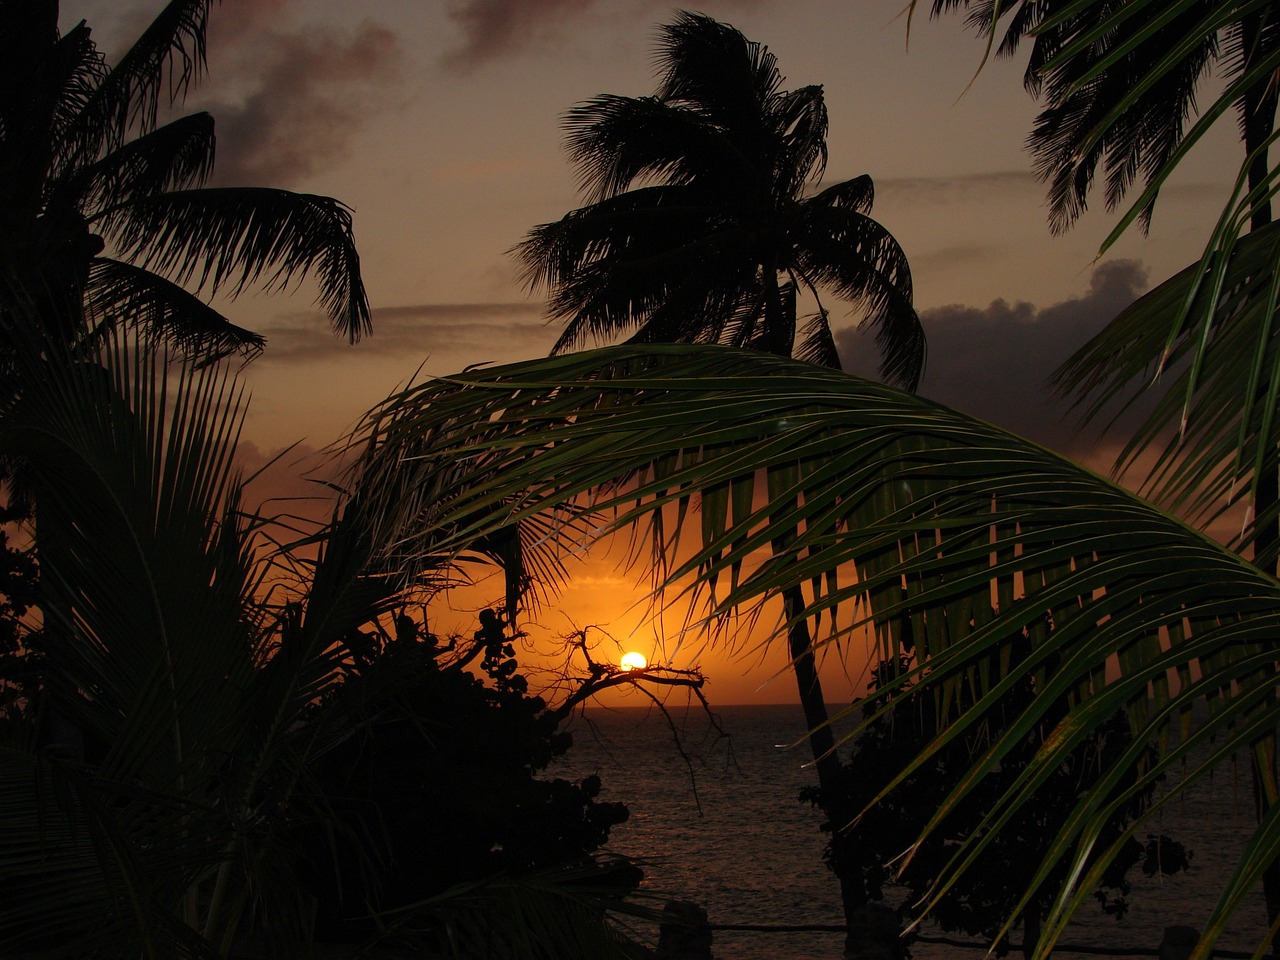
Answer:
[929,0,1280,928]
[514,13,923,942]
[0,0,370,362]
[514,11,923,386]
[346,341,1280,960]
[925,0,1280,560]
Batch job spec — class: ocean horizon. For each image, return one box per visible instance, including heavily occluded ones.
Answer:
[550,703,1270,960]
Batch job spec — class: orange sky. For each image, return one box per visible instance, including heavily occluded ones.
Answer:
[69,0,1245,705]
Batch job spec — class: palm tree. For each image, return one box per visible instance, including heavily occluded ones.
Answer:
[925,0,1280,558]
[513,13,923,943]
[514,11,922,385]
[929,2,1250,232]
[0,0,370,361]
[929,0,1280,930]
[347,341,1280,960]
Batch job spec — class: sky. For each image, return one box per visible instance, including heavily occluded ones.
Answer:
[67,0,1246,704]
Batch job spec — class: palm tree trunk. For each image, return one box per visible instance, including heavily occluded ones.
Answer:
[782,585,873,957]
[761,269,876,955]
[1238,8,1280,940]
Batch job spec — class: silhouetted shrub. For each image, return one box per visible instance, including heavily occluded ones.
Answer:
[294,617,633,941]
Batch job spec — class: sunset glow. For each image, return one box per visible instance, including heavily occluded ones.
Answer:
[619,651,647,671]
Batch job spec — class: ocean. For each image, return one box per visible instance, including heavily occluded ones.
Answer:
[549,704,1271,960]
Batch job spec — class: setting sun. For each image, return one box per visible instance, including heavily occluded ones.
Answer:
[619,651,647,671]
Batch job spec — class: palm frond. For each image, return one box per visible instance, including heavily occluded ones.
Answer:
[795,312,841,368]
[656,11,784,130]
[1054,218,1280,554]
[564,95,755,203]
[793,201,923,389]
[70,0,215,151]
[55,112,216,215]
[85,258,265,360]
[346,343,1280,959]
[771,83,830,194]
[94,187,372,342]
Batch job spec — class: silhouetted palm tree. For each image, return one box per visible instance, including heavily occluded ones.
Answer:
[515,10,923,387]
[929,0,1280,551]
[934,0,1280,935]
[515,13,923,948]
[0,0,370,360]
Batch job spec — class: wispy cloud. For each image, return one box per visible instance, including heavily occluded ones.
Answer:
[442,0,596,71]
[254,302,555,364]
[874,169,1040,202]
[440,0,772,71]
[80,1,402,189]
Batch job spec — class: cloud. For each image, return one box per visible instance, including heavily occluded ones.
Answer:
[254,302,556,364]
[442,0,597,70]
[186,3,401,188]
[440,0,770,71]
[836,258,1150,465]
[874,170,1040,203]
[208,0,305,47]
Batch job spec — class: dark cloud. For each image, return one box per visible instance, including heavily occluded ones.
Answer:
[440,0,770,71]
[442,0,596,71]
[254,302,555,364]
[202,21,401,187]
[209,0,305,47]
[874,169,1039,203]
[836,259,1150,465]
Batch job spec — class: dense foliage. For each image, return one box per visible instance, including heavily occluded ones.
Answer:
[0,0,369,360]
[808,637,1190,955]
[295,618,635,942]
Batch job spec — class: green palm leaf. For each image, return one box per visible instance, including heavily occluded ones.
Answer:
[347,343,1280,959]
[924,0,1280,582]
[1055,219,1280,547]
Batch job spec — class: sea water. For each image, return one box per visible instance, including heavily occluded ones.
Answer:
[549,704,1271,960]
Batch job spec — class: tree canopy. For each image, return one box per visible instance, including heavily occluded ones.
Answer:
[515,11,923,388]
[0,0,370,360]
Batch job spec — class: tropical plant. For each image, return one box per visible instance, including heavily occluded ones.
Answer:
[514,14,923,943]
[344,342,1280,960]
[0,318,645,959]
[294,613,636,945]
[925,0,1280,934]
[814,649,1190,956]
[0,0,370,362]
[514,11,922,385]
[925,0,1280,560]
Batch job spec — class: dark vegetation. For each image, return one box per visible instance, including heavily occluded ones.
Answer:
[5,1,1279,956]
[807,615,1191,957]
[295,616,636,943]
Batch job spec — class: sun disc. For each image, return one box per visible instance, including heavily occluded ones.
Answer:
[620,651,647,671]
